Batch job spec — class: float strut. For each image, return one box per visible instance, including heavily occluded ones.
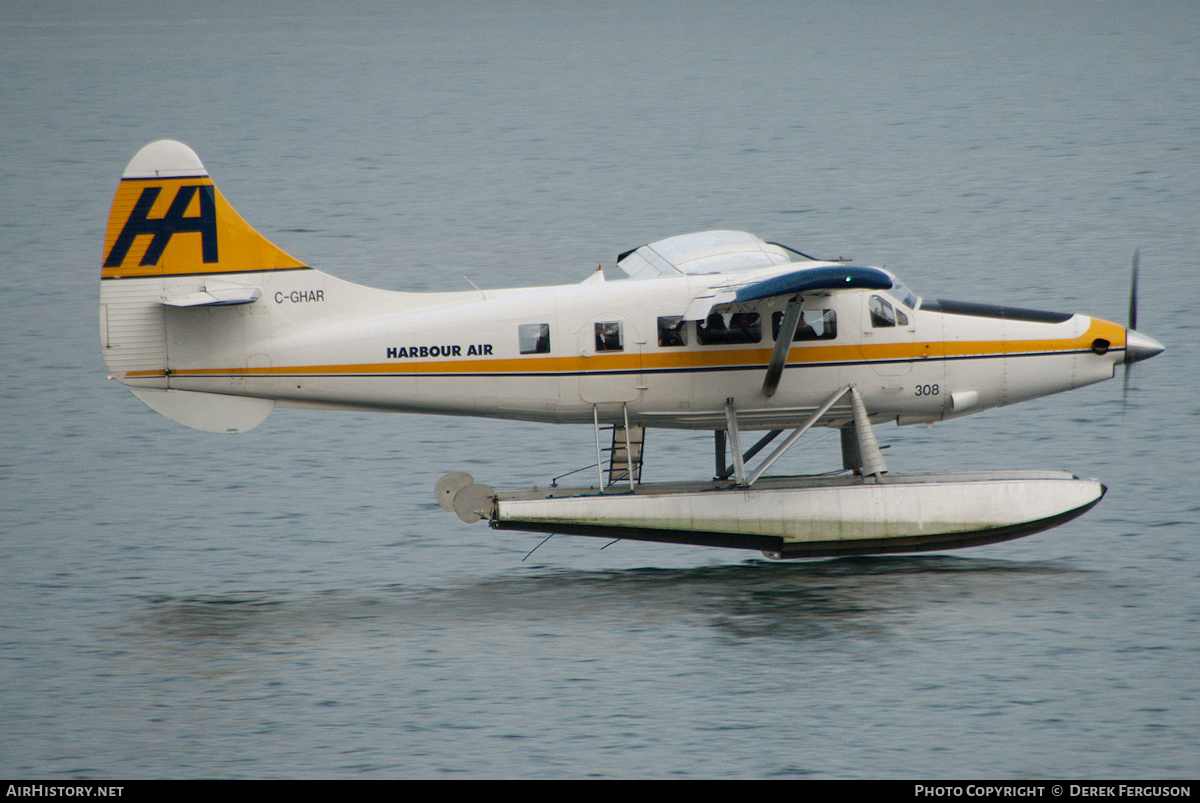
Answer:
[724,399,747,485]
[716,429,782,480]
[745,385,851,486]
[714,430,727,479]
[593,405,605,489]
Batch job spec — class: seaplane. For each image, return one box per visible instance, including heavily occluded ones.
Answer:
[99,140,1164,559]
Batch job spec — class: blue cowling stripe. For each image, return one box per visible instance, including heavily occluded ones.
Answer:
[734,265,892,302]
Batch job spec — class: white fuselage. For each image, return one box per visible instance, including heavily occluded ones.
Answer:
[122,263,1127,432]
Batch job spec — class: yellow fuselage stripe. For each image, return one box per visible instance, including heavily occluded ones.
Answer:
[127,319,1123,379]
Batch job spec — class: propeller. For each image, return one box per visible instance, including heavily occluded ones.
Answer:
[1128,249,1139,333]
[1122,249,1165,410]
[1124,250,1138,408]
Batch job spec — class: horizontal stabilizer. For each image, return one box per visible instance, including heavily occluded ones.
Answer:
[161,285,261,307]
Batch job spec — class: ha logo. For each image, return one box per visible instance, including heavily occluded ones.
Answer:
[104,185,218,268]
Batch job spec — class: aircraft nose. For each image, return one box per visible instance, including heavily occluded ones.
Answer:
[1125,329,1164,365]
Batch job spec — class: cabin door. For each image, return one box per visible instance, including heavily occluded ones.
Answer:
[577,314,644,404]
[860,292,916,377]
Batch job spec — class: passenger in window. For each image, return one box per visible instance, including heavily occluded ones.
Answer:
[518,323,550,354]
[729,312,760,342]
[699,312,760,345]
[796,311,817,340]
[595,321,623,351]
[658,316,687,347]
[697,313,726,345]
[771,309,836,341]
[822,310,838,339]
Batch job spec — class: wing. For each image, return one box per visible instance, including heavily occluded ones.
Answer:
[732,264,893,302]
[617,231,892,320]
[616,231,798,279]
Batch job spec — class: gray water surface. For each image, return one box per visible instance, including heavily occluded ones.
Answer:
[2,0,1198,778]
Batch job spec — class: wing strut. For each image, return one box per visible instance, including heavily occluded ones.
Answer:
[762,298,802,397]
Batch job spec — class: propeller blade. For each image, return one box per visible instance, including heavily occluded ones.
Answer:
[1128,249,1139,333]
[1123,354,1132,411]
[1122,249,1165,412]
[1123,250,1137,412]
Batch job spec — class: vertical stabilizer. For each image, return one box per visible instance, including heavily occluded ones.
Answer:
[100,140,306,432]
[101,140,307,282]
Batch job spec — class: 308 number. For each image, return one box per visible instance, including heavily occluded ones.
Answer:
[914,384,940,397]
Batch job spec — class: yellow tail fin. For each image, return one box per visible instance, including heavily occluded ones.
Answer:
[100,140,300,432]
[102,140,306,279]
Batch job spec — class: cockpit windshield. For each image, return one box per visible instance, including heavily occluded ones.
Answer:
[890,278,920,310]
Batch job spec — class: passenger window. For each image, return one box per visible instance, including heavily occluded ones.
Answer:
[518,323,550,354]
[697,312,762,345]
[657,316,687,347]
[870,296,895,328]
[771,309,837,341]
[595,321,623,352]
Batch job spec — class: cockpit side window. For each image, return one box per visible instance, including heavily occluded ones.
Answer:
[870,295,896,328]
